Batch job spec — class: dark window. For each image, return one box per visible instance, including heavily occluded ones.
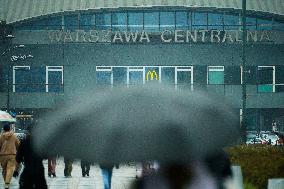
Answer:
[192,12,207,30]
[245,66,257,85]
[276,66,284,92]
[113,67,127,85]
[144,12,159,32]
[273,20,284,31]
[112,13,127,31]
[47,16,62,30]
[0,65,4,92]
[208,13,223,30]
[30,18,48,30]
[129,71,143,85]
[96,13,111,30]
[246,17,256,30]
[160,12,175,31]
[30,66,46,92]
[128,12,143,31]
[64,14,78,30]
[96,71,111,85]
[193,65,207,85]
[48,71,63,92]
[15,22,31,30]
[14,67,31,92]
[257,18,272,30]
[80,13,96,30]
[176,11,188,30]
[224,14,239,30]
[161,67,175,84]
[257,67,274,92]
[225,66,241,85]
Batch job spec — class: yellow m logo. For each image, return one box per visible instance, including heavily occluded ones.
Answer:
[146,70,159,81]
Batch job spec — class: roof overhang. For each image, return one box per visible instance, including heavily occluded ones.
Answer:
[0,0,284,24]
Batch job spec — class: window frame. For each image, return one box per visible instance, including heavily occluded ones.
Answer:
[46,66,64,93]
[207,66,225,85]
[257,66,275,93]
[13,66,31,92]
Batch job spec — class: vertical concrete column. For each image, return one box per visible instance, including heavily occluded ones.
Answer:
[268,179,284,189]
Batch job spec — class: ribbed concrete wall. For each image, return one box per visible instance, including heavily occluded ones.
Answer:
[0,0,283,24]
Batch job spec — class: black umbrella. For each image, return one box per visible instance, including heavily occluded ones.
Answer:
[33,85,240,163]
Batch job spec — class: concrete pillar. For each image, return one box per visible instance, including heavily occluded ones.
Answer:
[231,166,244,189]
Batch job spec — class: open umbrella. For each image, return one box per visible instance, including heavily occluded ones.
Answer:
[33,85,240,163]
[0,110,16,122]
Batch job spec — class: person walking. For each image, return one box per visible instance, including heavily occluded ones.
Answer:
[16,122,47,189]
[100,164,118,189]
[81,159,91,177]
[48,157,57,177]
[64,157,73,177]
[0,122,20,189]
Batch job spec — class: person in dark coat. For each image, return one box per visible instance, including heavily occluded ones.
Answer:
[16,124,47,189]
[64,157,73,177]
[80,159,91,177]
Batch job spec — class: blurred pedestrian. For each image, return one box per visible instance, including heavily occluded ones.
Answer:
[81,159,91,177]
[0,122,20,189]
[64,157,73,177]
[48,157,57,177]
[16,122,47,189]
[100,164,119,189]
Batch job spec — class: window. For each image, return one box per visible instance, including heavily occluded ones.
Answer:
[112,13,127,31]
[176,66,193,90]
[224,14,240,30]
[257,18,272,30]
[160,12,175,31]
[144,12,159,32]
[80,13,96,30]
[257,66,275,93]
[246,17,257,30]
[46,66,63,93]
[96,66,112,85]
[128,12,143,31]
[128,67,144,86]
[30,18,48,30]
[13,66,31,92]
[273,20,284,31]
[96,13,111,30]
[208,13,223,30]
[64,14,78,30]
[161,67,175,84]
[47,16,62,30]
[192,12,207,30]
[208,66,224,85]
[113,67,127,85]
[145,67,160,83]
[176,11,189,30]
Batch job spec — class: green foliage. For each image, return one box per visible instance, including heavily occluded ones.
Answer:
[244,182,258,189]
[226,145,284,189]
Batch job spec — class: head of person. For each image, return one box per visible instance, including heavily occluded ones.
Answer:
[3,122,11,132]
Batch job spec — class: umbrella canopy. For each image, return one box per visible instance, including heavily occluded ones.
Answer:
[0,110,16,122]
[33,85,240,163]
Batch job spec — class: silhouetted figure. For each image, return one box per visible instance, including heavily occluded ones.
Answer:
[81,160,91,177]
[16,125,47,189]
[48,157,57,177]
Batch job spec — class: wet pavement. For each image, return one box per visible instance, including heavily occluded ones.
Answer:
[0,159,139,189]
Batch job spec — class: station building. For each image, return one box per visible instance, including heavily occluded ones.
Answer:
[0,0,284,131]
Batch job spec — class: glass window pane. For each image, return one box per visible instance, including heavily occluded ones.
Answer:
[273,21,284,31]
[160,12,175,31]
[96,13,111,30]
[177,71,191,84]
[96,72,111,85]
[15,22,31,30]
[224,14,240,30]
[257,18,272,30]
[208,13,223,30]
[162,67,175,84]
[246,17,256,30]
[144,12,159,32]
[47,16,62,30]
[113,67,127,85]
[30,18,47,30]
[48,71,63,93]
[192,12,207,29]
[80,13,96,30]
[30,66,45,92]
[145,67,159,83]
[176,11,188,30]
[128,12,143,31]
[112,13,127,31]
[258,85,273,92]
[258,67,273,84]
[129,71,143,85]
[15,67,31,92]
[64,14,78,30]
[208,71,224,84]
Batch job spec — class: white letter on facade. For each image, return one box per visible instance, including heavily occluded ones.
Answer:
[174,30,184,43]
[140,30,150,43]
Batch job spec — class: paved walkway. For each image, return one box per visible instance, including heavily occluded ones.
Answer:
[0,159,140,189]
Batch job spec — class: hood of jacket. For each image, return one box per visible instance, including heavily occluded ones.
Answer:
[2,131,14,140]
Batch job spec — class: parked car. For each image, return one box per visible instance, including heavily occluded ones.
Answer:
[246,138,267,145]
